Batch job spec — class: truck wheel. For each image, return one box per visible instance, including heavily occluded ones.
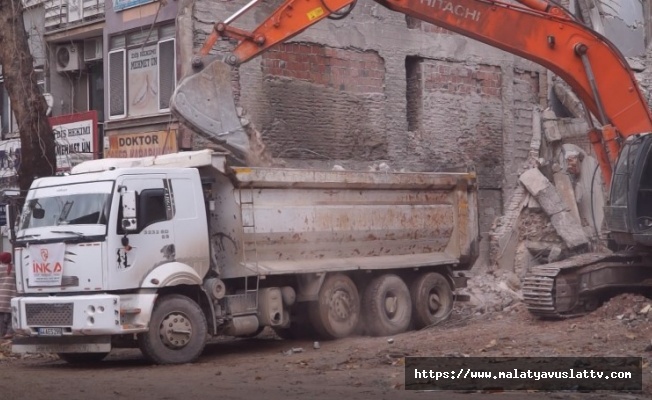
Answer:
[58,352,109,364]
[309,274,360,340]
[410,272,453,329]
[138,294,208,365]
[362,274,412,337]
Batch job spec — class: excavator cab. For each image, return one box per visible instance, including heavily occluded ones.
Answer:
[605,134,652,246]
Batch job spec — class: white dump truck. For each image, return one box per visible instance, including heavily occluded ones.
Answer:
[10,150,478,364]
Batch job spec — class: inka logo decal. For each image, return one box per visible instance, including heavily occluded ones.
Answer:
[41,248,49,261]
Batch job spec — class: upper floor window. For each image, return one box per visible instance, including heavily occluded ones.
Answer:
[108,24,176,119]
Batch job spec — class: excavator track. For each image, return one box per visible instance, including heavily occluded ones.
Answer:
[523,252,652,319]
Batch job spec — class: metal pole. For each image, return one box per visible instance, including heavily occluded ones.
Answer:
[575,43,609,125]
[224,0,263,25]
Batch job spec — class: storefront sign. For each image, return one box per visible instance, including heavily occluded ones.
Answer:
[0,139,20,187]
[0,111,99,188]
[128,44,159,117]
[113,0,155,11]
[105,130,178,158]
[51,111,99,171]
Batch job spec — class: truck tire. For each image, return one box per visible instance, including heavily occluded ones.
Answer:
[362,274,412,337]
[58,352,109,364]
[410,272,453,329]
[309,274,360,340]
[138,294,208,365]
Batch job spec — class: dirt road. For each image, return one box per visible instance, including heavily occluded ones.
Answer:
[1,297,650,400]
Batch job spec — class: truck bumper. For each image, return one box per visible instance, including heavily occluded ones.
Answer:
[12,335,112,354]
[11,293,157,353]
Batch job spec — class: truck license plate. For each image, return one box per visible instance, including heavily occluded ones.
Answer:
[37,327,63,336]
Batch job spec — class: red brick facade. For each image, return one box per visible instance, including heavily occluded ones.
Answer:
[262,44,385,93]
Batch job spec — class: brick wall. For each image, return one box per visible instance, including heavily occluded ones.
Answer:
[504,70,541,195]
[261,44,384,93]
[251,44,388,160]
[193,0,547,235]
[405,58,504,186]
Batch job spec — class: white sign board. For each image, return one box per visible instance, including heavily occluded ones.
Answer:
[128,44,159,117]
[52,115,96,171]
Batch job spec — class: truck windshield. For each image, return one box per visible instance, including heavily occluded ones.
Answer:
[19,181,113,230]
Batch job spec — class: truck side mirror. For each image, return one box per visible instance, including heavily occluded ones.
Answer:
[121,190,138,232]
[33,208,45,219]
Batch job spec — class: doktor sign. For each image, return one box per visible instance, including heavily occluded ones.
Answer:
[106,130,178,158]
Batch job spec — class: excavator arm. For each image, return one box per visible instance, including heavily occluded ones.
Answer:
[172,0,652,186]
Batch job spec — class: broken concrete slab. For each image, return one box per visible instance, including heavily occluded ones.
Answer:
[553,170,581,224]
[552,80,587,120]
[557,118,590,140]
[524,241,556,256]
[519,168,589,250]
[522,241,563,263]
[550,211,589,249]
[520,168,566,215]
[543,109,562,143]
[514,242,536,278]
[548,245,562,263]
[527,195,541,210]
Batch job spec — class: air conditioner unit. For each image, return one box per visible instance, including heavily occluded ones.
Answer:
[55,44,81,73]
[83,38,103,62]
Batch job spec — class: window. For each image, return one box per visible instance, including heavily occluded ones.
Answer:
[108,24,176,119]
[139,188,169,229]
[20,181,113,230]
[117,188,170,234]
[0,80,18,138]
[88,62,105,122]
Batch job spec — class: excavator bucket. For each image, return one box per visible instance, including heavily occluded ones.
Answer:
[170,59,250,162]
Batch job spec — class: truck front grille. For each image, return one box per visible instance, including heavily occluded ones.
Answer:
[25,303,73,326]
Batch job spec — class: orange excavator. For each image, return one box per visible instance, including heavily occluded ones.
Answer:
[170,0,652,317]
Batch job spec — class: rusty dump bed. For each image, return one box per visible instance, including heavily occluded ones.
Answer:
[207,161,479,279]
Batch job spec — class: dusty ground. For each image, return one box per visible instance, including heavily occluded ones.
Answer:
[1,294,651,400]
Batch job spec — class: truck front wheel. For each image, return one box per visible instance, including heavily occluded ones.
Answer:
[138,294,208,365]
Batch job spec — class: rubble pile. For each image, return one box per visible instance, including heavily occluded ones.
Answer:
[591,294,652,323]
[461,267,523,314]
[489,103,610,280]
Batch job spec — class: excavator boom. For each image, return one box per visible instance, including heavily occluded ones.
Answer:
[171,0,652,183]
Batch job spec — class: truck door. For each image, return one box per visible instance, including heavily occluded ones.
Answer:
[108,175,176,290]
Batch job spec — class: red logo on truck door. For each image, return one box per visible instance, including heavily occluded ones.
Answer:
[40,248,48,261]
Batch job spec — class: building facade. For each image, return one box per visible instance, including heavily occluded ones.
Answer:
[0,0,650,236]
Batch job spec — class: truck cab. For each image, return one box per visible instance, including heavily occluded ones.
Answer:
[11,163,209,355]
